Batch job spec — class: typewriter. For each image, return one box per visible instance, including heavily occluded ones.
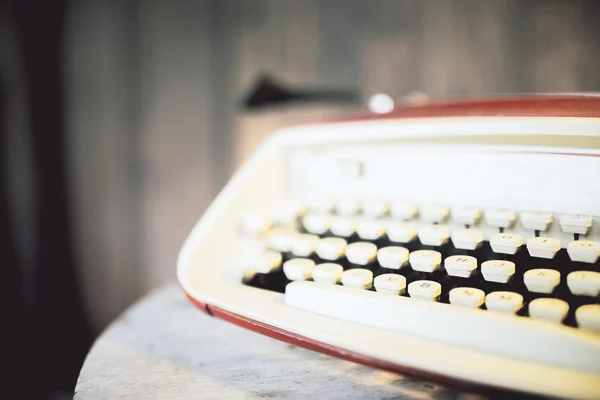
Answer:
[178,96,600,399]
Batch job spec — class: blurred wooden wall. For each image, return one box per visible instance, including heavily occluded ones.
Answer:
[64,0,600,330]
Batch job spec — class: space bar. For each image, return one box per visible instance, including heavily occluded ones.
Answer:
[284,281,600,373]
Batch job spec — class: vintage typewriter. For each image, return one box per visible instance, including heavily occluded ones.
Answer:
[178,96,600,398]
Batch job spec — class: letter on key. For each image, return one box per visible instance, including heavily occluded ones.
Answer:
[409,250,442,273]
[524,269,561,294]
[341,268,373,289]
[567,271,600,297]
[490,233,523,255]
[485,291,523,314]
[526,237,561,259]
[449,287,485,308]
[567,241,600,264]
[444,255,478,278]
[283,258,315,281]
[408,280,442,302]
[560,214,593,235]
[377,246,409,269]
[374,274,407,295]
[529,298,569,324]
[481,260,515,283]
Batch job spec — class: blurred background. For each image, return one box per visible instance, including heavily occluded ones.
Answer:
[2,0,600,398]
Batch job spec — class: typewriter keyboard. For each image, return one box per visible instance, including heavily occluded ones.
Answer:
[241,200,600,332]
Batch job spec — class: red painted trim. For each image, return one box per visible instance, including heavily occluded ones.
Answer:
[185,292,211,315]
[326,96,600,123]
[183,290,544,398]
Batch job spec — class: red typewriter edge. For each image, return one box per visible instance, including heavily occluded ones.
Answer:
[322,95,600,123]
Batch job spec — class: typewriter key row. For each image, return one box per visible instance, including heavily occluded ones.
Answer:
[242,200,597,237]
[301,199,594,233]
[295,215,600,262]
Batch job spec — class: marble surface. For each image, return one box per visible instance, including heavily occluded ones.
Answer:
[74,284,475,399]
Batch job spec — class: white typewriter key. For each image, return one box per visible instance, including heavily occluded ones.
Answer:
[345,242,378,265]
[362,199,389,218]
[306,198,334,214]
[481,260,515,283]
[520,211,553,231]
[451,207,481,226]
[529,298,569,324]
[485,209,516,229]
[377,246,409,269]
[567,240,600,264]
[312,263,344,284]
[560,214,593,235]
[283,258,315,281]
[302,213,331,235]
[485,291,523,314]
[418,225,449,246]
[356,219,386,240]
[248,250,282,273]
[272,200,306,225]
[444,255,478,278]
[490,233,523,255]
[386,222,417,243]
[291,234,319,257]
[419,205,449,223]
[409,250,442,273]
[267,229,297,252]
[449,287,485,308]
[341,268,373,289]
[451,229,483,250]
[526,237,561,259]
[389,202,418,220]
[330,217,357,237]
[524,269,561,294]
[576,304,600,334]
[241,212,272,235]
[408,280,442,302]
[336,198,361,216]
[567,271,600,297]
[374,274,407,295]
[316,237,347,261]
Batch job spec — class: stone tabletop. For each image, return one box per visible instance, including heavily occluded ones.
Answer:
[74,284,469,399]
